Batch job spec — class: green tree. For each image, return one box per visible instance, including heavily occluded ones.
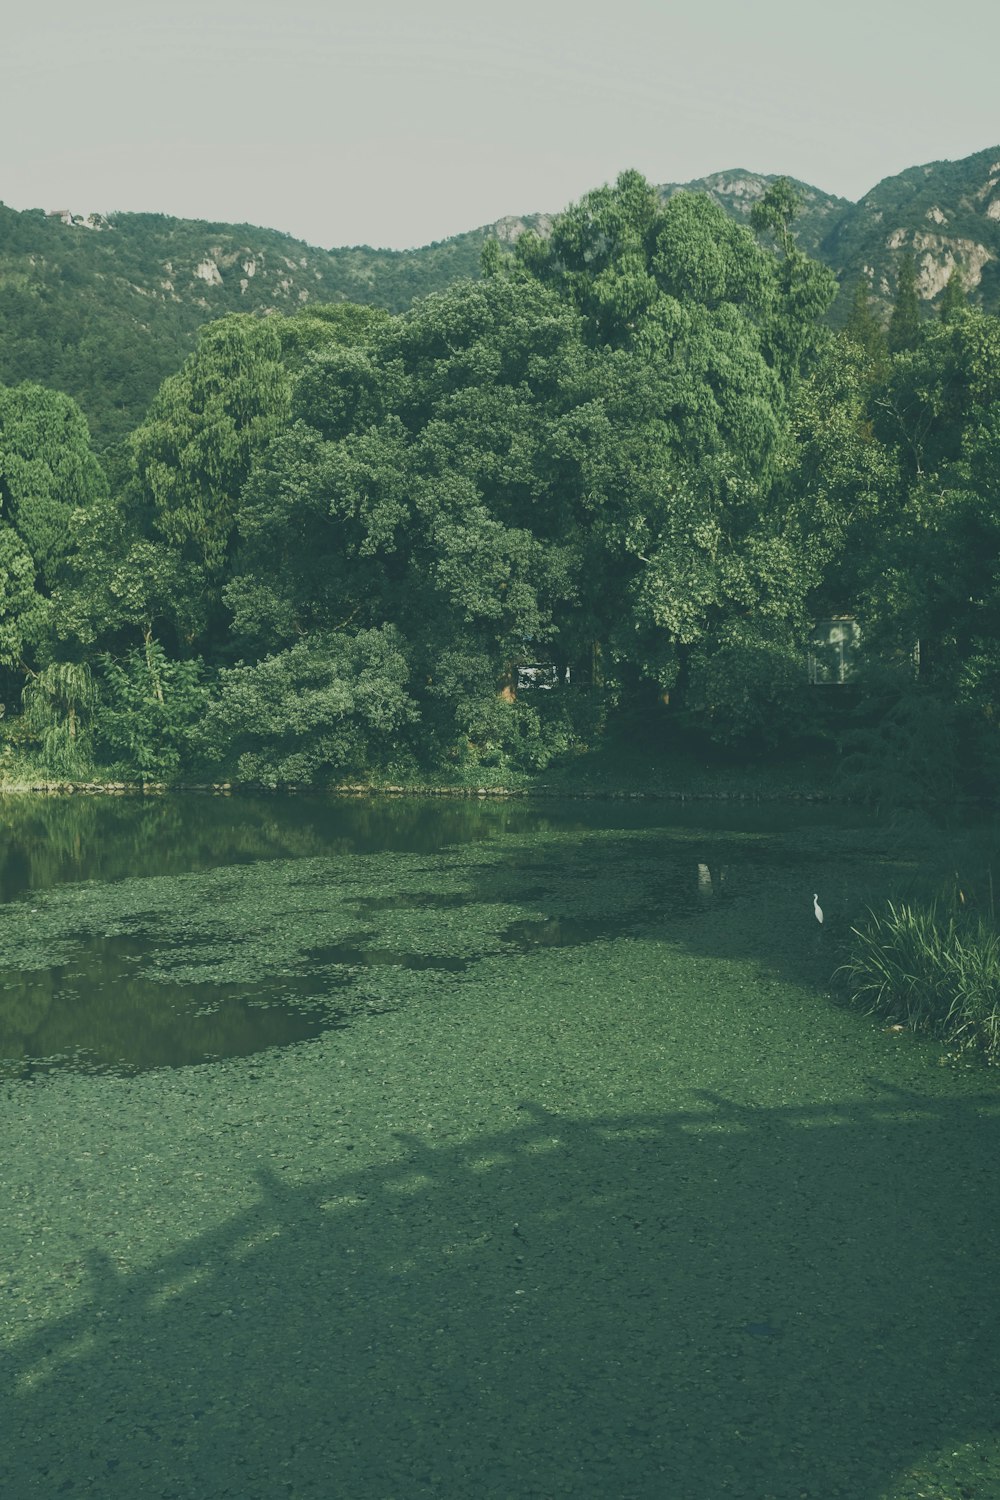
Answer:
[127,314,294,579]
[887,250,922,353]
[230,269,587,767]
[844,275,887,363]
[200,627,418,784]
[20,661,96,775]
[0,523,45,675]
[937,265,967,323]
[95,639,209,778]
[749,177,801,258]
[838,309,1000,786]
[0,383,106,588]
[514,173,835,733]
[0,382,107,716]
[228,175,839,757]
[513,169,663,347]
[50,491,207,664]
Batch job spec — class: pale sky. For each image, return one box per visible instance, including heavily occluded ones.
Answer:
[3,0,998,250]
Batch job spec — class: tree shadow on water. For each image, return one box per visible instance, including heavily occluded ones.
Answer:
[3,1092,999,1499]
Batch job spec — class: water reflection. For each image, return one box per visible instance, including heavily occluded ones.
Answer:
[0,790,872,902]
[0,935,349,1079]
[0,924,476,1079]
[0,792,592,903]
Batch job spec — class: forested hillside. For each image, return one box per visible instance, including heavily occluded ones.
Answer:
[0,203,546,444]
[2,169,999,797]
[2,146,999,445]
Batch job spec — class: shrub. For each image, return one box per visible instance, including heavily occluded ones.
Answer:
[837,899,1000,1064]
[836,684,959,810]
[95,640,209,778]
[199,626,418,785]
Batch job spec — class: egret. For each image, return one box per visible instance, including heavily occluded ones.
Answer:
[813,894,823,925]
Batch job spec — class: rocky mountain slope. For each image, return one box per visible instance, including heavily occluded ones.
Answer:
[2,146,998,444]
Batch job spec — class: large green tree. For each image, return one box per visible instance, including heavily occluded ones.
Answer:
[126,314,294,579]
[512,172,838,739]
[866,310,1000,682]
[69,306,388,659]
[229,269,586,767]
[0,383,107,714]
[225,173,840,763]
[0,382,106,590]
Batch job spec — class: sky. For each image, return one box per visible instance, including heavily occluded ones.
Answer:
[3,0,999,251]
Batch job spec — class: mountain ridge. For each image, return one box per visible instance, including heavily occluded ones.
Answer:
[2,145,999,443]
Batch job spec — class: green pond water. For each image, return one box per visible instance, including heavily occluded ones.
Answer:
[0,793,998,1499]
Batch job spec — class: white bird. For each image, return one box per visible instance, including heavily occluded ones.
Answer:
[813,894,823,925]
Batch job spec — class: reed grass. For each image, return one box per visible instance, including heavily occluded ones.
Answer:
[837,898,1000,1064]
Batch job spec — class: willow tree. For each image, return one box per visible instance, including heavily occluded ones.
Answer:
[21,661,96,775]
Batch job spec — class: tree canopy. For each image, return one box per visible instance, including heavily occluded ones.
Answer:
[2,170,998,791]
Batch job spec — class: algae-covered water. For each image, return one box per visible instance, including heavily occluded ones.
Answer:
[1,794,998,1499]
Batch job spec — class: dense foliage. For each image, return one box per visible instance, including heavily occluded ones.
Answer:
[2,170,999,791]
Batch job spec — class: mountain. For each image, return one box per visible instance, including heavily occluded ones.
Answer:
[656,150,1000,321]
[819,145,1000,311]
[658,168,853,264]
[0,202,558,445]
[2,146,999,445]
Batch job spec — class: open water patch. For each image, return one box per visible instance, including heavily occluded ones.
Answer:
[0,932,355,1079]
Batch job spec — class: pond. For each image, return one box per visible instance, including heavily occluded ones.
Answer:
[0,793,998,1499]
[0,792,887,1080]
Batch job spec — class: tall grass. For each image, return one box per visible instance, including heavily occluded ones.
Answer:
[837,899,1000,1065]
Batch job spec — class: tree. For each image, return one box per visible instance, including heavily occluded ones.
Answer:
[229,270,588,768]
[227,174,839,758]
[937,265,968,324]
[0,382,106,590]
[199,627,418,784]
[20,661,96,774]
[126,314,293,580]
[94,640,209,778]
[749,177,801,258]
[120,307,393,658]
[887,250,922,353]
[834,309,1000,787]
[0,523,44,683]
[513,169,663,347]
[513,173,836,731]
[781,334,903,722]
[0,382,107,711]
[844,275,887,363]
[50,491,207,664]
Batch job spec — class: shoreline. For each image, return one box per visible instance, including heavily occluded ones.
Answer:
[0,777,841,802]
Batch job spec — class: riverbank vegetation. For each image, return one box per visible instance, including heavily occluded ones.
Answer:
[838,888,1000,1064]
[1,172,999,804]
